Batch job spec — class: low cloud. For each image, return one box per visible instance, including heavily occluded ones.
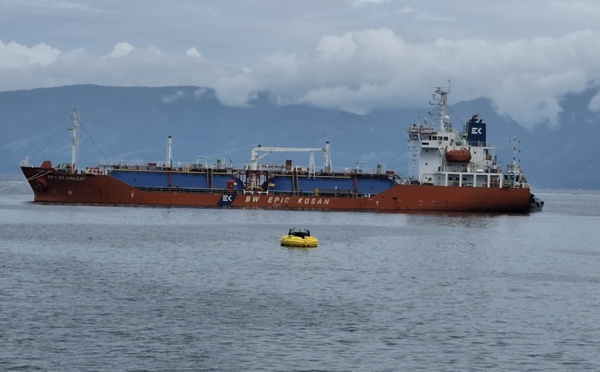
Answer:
[0,40,60,68]
[349,0,390,8]
[258,29,600,129]
[161,90,188,104]
[186,47,202,58]
[2,28,600,129]
[589,90,600,112]
[107,42,135,58]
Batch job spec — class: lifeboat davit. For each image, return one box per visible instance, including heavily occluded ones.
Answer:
[280,228,319,248]
[446,148,471,163]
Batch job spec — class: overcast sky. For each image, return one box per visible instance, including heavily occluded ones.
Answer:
[2,0,600,129]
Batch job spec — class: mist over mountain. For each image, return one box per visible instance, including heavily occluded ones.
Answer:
[2,84,599,189]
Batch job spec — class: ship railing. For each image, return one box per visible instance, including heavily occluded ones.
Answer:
[104,163,238,173]
[248,168,394,178]
[101,159,237,172]
[255,164,290,171]
[397,178,419,185]
[138,186,232,194]
[313,189,356,197]
[503,181,529,189]
[243,189,361,198]
[408,126,436,134]
[84,167,109,175]
[243,189,270,195]
[329,167,396,176]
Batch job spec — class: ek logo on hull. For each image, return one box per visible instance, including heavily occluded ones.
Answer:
[219,194,235,206]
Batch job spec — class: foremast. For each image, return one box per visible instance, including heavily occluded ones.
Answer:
[505,136,529,188]
[69,110,80,172]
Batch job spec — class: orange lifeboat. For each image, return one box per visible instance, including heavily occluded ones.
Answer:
[446,148,471,163]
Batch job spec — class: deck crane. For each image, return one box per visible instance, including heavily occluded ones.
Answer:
[245,141,333,192]
[249,141,332,173]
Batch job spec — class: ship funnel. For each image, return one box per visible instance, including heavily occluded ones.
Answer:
[466,116,486,146]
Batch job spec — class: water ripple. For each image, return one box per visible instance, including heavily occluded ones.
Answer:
[1,184,600,370]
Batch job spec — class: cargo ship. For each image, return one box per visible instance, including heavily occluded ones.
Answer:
[20,85,543,213]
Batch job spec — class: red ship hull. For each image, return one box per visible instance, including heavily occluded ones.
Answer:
[22,166,531,214]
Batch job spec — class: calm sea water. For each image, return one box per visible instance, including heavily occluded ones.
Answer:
[1,179,599,371]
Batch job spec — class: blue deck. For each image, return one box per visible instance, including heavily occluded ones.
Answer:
[109,170,245,190]
[263,175,395,195]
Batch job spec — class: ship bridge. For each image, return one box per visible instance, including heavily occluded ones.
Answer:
[407,86,505,188]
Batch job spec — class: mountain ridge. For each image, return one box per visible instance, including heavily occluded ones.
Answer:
[2,84,599,189]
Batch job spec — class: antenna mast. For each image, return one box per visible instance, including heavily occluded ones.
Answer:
[429,83,452,132]
[510,136,521,166]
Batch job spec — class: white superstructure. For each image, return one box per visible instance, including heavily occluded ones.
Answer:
[407,86,515,188]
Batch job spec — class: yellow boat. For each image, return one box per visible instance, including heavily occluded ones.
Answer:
[280,228,319,248]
